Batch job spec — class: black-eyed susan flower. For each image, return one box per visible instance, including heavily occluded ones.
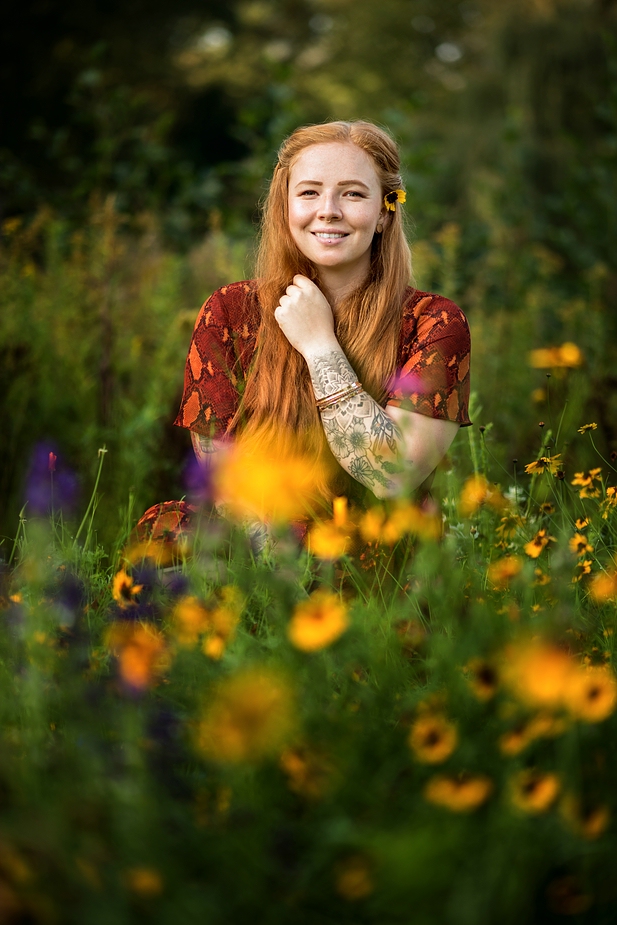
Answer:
[571,468,602,499]
[510,769,560,813]
[464,659,499,701]
[563,665,617,722]
[111,569,143,608]
[408,714,458,764]
[424,773,493,812]
[383,189,406,211]
[499,712,567,756]
[578,422,597,434]
[569,533,593,557]
[572,559,593,583]
[524,454,562,476]
[600,487,617,519]
[575,517,589,530]
[560,794,610,840]
[287,590,349,652]
[524,529,556,559]
[496,512,525,540]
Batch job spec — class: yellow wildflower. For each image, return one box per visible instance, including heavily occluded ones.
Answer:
[572,559,593,583]
[287,590,349,652]
[590,570,617,602]
[335,855,374,901]
[111,569,143,608]
[524,454,562,476]
[464,659,499,701]
[563,665,617,722]
[560,794,610,840]
[529,343,583,368]
[599,486,617,519]
[126,868,164,897]
[502,641,573,708]
[308,521,350,559]
[577,423,597,434]
[280,745,334,799]
[571,468,602,499]
[459,475,508,516]
[487,556,523,589]
[408,714,458,764]
[105,623,168,690]
[196,669,295,763]
[510,769,560,813]
[569,533,593,557]
[524,529,555,558]
[424,773,493,812]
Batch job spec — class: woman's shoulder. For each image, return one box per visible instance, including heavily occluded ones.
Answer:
[196,279,260,327]
[402,286,467,322]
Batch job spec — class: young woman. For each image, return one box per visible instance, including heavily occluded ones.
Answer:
[137,120,471,541]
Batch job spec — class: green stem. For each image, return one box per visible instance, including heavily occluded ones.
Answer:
[73,447,108,548]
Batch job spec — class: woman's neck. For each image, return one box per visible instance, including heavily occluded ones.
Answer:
[318,267,368,312]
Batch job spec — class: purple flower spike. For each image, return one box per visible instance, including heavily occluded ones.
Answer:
[25,443,79,516]
[183,452,215,506]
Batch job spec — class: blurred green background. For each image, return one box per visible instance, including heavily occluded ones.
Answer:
[1,0,616,547]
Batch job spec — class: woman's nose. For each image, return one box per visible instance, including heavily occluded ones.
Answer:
[318,195,342,221]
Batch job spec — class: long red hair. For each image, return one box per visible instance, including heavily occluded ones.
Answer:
[232,121,412,499]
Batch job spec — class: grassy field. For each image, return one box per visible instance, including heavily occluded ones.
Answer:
[1,202,617,923]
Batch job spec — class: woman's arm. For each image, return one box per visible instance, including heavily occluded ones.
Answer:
[275,275,459,499]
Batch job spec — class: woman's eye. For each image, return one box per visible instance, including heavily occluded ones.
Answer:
[299,190,318,197]
[345,191,364,198]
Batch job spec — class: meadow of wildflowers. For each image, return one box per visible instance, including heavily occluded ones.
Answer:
[2,208,617,923]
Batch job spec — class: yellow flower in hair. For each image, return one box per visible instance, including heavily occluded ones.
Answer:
[383,189,406,211]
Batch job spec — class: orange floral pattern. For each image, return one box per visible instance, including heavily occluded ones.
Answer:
[173,281,472,437]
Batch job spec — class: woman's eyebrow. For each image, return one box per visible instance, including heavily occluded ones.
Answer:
[293,179,371,190]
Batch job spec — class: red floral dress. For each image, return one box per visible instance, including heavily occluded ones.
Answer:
[135,281,471,541]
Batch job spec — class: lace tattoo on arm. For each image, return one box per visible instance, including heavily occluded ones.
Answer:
[306,349,403,494]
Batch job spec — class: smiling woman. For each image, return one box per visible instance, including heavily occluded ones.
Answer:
[138,121,471,541]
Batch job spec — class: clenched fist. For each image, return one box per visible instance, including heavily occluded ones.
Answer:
[274,275,339,358]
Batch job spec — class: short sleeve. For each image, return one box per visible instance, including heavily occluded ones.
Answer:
[173,283,258,438]
[387,293,472,426]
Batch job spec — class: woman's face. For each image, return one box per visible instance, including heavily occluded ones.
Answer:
[287,142,385,283]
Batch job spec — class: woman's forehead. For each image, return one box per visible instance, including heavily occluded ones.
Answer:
[289,142,380,186]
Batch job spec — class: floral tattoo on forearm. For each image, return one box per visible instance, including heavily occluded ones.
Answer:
[306,349,403,493]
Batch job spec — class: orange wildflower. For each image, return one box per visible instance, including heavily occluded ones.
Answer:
[424,773,493,812]
[510,769,560,813]
[105,623,168,690]
[308,521,351,559]
[590,570,617,602]
[287,590,349,652]
[408,714,458,764]
[459,475,508,517]
[502,641,573,708]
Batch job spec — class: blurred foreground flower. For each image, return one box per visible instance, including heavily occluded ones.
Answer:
[173,586,244,659]
[287,590,349,652]
[213,438,327,523]
[280,745,334,799]
[503,641,617,722]
[424,773,493,812]
[458,475,508,517]
[560,794,610,840]
[105,623,168,690]
[359,501,440,544]
[126,868,164,897]
[409,713,458,764]
[487,556,523,589]
[196,669,295,763]
[335,855,374,901]
[464,659,499,700]
[529,343,583,369]
[510,769,560,813]
[590,569,617,601]
[500,713,567,756]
